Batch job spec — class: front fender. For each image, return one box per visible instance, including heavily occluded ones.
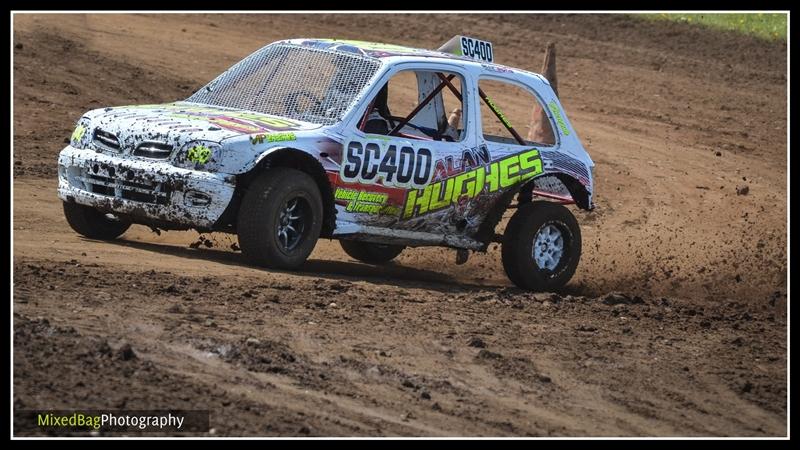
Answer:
[216,132,342,175]
[240,145,296,174]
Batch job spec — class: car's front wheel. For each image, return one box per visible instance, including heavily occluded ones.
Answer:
[501,201,581,291]
[339,240,404,264]
[237,168,323,270]
[62,202,131,240]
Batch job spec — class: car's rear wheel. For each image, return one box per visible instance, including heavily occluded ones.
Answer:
[62,202,131,240]
[501,201,581,291]
[339,240,404,264]
[237,168,323,270]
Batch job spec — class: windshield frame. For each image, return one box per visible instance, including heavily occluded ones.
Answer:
[185,42,385,127]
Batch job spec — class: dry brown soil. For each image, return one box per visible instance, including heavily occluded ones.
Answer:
[13,13,787,436]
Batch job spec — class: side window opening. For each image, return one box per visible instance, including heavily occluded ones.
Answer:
[478,78,556,147]
[359,69,465,142]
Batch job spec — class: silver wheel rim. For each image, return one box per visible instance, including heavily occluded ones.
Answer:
[276,198,306,252]
[533,223,564,271]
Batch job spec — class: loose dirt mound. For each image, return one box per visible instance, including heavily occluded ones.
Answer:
[13,13,786,436]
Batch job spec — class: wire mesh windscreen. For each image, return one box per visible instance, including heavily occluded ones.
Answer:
[186,43,382,126]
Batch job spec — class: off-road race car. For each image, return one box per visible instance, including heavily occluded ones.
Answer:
[57,36,595,291]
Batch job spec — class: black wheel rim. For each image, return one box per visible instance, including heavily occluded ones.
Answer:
[276,196,309,252]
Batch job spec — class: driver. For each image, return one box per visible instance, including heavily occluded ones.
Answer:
[363,83,392,134]
[361,77,461,141]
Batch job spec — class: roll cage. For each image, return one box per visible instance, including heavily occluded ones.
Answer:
[357,68,575,205]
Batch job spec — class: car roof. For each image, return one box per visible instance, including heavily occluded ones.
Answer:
[280,38,530,76]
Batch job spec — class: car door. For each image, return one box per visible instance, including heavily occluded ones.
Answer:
[444,74,559,227]
[398,72,559,242]
[334,62,479,239]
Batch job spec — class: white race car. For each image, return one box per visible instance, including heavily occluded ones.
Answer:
[58,36,595,291]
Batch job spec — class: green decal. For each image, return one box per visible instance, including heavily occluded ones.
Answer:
[321,39,414,53]
[484,95,513,129]
[187,144,212,164]
[335,187,398,216]
[403,149,543,219]
[548,101,571,136]
[250,132,297,145]
[363,134,391,141]
[71,124,86,143]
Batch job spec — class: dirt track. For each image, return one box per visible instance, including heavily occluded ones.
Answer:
[12,13,787,436]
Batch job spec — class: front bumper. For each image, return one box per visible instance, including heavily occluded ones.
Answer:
[57,146,236,229]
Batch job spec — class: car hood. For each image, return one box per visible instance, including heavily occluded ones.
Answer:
[81,101,322,149]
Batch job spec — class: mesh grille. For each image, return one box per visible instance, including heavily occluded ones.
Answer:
[186,43,382,126]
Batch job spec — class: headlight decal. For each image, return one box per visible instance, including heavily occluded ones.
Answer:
[71,124,86,143]
[173,141,222,171]
[187,144,213,165]
[70,121,91,149]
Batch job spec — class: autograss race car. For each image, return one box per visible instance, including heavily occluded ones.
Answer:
[57,36,595,291]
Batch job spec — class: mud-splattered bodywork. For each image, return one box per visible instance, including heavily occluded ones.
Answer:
[58,38,594,249]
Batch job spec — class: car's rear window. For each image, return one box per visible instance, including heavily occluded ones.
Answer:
[186,43,382,126]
